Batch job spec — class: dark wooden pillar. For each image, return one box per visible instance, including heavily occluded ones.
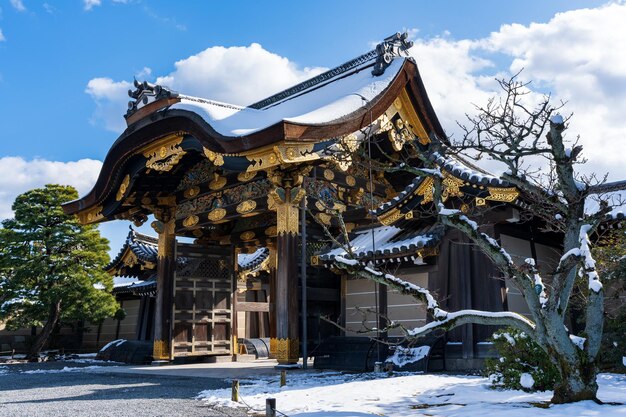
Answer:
[270,185,305,365]
[268,243,277,355]
[152,215,176,362]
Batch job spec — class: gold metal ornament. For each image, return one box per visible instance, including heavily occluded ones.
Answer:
[208,208,227,222]
[485,187,519,203]
[184,186,200,198]
[142,134,187,172]
[77,205,104,224]
[209,174,227,191]
[237,171,256,182]
[240,231,255,241]
[182,215,199,227]
[236,200,257,214]
[203,147,225,166]
[324,169,335,181]
[275,338,299,364]
[345,175,356,187]
[116,174,130,201]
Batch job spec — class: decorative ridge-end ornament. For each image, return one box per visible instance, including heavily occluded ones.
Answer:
[372,32,414,76]
[126,80,179,120]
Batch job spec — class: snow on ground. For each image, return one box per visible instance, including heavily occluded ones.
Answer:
[20,365,119,374]
[198,371,626,416]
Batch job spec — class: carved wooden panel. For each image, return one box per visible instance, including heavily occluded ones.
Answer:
[172,244,232,357]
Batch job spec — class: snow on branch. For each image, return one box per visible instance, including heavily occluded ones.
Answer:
[557,224,603,293]
[524,258,548,308]
[407,309,536,338]
[331,256,536,337]
[578,224,602,293]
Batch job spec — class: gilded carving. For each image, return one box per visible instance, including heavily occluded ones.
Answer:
[396,89,430,145]
[442,174,465,201]
[184,186,200,198]
[388,117,415,151]
[486,187,519,203]
[236,200,257,214]
[203,147,225,166]
[116,174,130,201]
[269,337,277,355]
[345,175,356,187]
[154,219,175,259]
[265,226,277,237]
[324,169,335,181]
[153,339,170,361]
[142,134,186,172]
[77,205,104,224]
[268,186,305,235]
[208,208,227,222]
[275,338,300,364]
[316,212,332,225]
[209,174,227,191]
[192,229,203,238]
[240,231,255,241]
[182,215,199,227]
[341,133,359,152]
[244,142,317,172]
[475,197,487,206]
[237,171,256,182]
[378,208,404,226]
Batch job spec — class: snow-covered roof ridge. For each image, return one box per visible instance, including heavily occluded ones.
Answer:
[105,227,158,273]
[170,58,405,137]
[429,151,511,187]
[319,223,444,263]
[249,31,413,110]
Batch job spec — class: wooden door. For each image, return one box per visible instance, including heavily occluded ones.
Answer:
[172,244,232,357]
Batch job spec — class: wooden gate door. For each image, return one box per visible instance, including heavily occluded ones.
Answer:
[172,244,232,357]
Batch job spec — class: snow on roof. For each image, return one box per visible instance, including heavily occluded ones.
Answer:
[237,247,270,271]
[430,152,511,187]
[168,58,405,137]
[320,223,442,262]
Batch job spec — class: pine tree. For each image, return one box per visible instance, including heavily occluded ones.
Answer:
[0,184,118,359]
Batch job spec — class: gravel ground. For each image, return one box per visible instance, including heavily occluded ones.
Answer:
[0,361,249,417]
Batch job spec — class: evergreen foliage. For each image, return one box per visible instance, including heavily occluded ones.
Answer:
[486,327,560,391]
[0,184,118,358]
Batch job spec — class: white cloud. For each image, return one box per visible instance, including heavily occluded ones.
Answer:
[83,0,101,11]
[85,77,132,132]
[10,0,26,12]
[135,66,151,79]
[86,43,325,132]
[0,157,103,220]
[405,3,626,179]
[155,43,326,105]
[0,29,5,42]
[84,4,626,181]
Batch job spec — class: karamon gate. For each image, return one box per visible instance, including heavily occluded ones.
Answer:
[64,33,520,364]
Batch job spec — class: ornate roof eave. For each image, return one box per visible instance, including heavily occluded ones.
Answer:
[63,58,445,220]
[373,152,520,226]
[317,223,444,264]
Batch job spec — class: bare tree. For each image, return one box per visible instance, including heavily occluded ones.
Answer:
[325,75,624,404]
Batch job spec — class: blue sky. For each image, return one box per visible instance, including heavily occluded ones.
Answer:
[0,0,623,257]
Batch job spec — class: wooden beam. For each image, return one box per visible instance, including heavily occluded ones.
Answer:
[237,302,270,312]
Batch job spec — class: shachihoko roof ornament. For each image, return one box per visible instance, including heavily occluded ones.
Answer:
[126,79,178,119]
[372,32,414,76]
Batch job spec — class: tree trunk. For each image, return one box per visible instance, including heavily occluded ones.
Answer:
[552,355,599,403]
[27,300,61,361]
